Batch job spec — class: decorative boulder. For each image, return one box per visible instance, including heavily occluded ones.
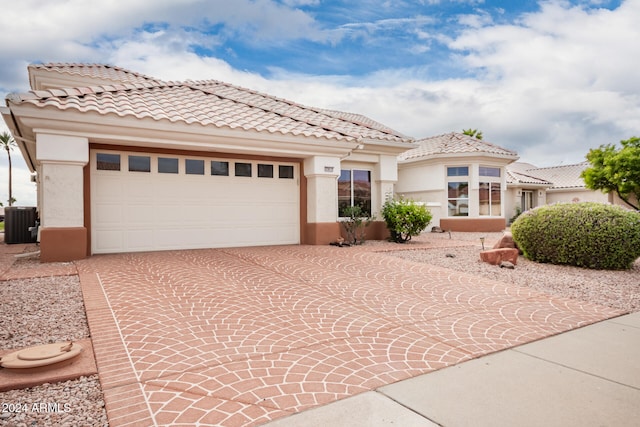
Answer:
[480,248,519,266]
[492,232,518,251]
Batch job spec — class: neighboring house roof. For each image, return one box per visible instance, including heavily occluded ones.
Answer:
[399,132,518,161]
[506,161,538,173]
[10,63,413,145]
[505,169,553,186]
[523,162,589,189]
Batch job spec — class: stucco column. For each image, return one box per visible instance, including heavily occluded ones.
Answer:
[373,155,398,212]
[303,156,341,245]
[371,155,398,239]
[36,133,89,262]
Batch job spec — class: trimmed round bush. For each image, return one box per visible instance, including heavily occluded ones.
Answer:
[382,198,432,243]
[511,202,640,270]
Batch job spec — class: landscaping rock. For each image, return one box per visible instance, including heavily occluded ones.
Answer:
[480,248,519,266]
[492,232,518,251]
[500,261,515,269]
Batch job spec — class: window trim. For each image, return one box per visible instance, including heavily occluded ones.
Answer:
[338,168,372,218]
[446,165,469,217]
[479,166,501,177]
[479,181,501,216]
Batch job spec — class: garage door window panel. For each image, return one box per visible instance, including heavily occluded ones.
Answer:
[158,157,179,174]
[235,162,252,177]
[279,165,294,179]
[97,153,121,171]
[186,159,205,175]
[129,155,150,173]
[258,164,274,178]
[211,161,229,176]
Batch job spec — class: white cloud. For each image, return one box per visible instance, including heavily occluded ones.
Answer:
[281,0,320,6]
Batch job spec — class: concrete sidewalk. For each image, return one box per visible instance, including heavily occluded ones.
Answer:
[265,311,640,427]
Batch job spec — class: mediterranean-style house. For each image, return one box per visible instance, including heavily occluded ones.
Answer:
[396,132,522,232]
[3,63,630,261]
[506,161,637,216]
[2,63,415,261]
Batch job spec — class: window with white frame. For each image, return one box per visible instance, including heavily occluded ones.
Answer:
[447,166,469,216]
[479,166,501,216]
[338,169,371,217]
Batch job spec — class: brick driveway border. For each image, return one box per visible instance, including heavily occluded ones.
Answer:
[75,242,624,426]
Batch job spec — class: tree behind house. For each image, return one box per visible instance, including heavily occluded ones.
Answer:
[462,129,483,140]
[581,136,640,210]
[0,132,16,206]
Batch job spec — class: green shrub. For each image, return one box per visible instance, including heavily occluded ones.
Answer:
[511,202,640,270]
[382,197,432,243]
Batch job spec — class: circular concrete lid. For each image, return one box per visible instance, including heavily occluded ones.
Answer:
[1,342,82,369]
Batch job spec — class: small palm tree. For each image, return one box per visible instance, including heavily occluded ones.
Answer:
[0,132,17,206]
[462,128,483,140]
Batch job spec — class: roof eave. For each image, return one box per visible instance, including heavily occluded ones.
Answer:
[9,104,361,159]
[400,151,519,163]
[359,139,417,156]
[1,106,37,172]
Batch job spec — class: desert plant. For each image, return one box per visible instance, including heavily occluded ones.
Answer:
[340,205,373,245]
[509,206,522,224]
[382,197,432,243]
[511,202,640,270]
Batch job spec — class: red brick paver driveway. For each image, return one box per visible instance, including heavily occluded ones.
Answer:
[76,244,622,426]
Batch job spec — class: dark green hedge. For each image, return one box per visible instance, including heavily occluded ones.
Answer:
[511,202,640,270]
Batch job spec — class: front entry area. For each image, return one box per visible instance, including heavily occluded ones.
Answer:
[90,149,300,254]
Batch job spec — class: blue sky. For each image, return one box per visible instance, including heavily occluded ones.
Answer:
[0,0,637,206]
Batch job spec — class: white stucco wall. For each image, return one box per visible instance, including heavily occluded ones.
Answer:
[40,163,85,227]
[36,134,89,227]
[304,156,340,223]
[546,189,609,205]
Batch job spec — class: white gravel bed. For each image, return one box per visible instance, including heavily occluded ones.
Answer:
[0,276,89,350]
[0,275,108,427]
[384,232,640,312]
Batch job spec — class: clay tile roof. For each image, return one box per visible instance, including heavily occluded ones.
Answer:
[11,64,411,144]
[189,80,411,143]
[399,132,518,161]
[28,63,165,86]
[505,168,552,186]
[524,162,589,189]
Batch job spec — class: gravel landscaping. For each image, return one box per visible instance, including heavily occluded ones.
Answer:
[0,232,638,426]
[383,232,640,313]
[0,275,107,427]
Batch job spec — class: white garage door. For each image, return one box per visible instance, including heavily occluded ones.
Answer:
[90,150,300,254]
